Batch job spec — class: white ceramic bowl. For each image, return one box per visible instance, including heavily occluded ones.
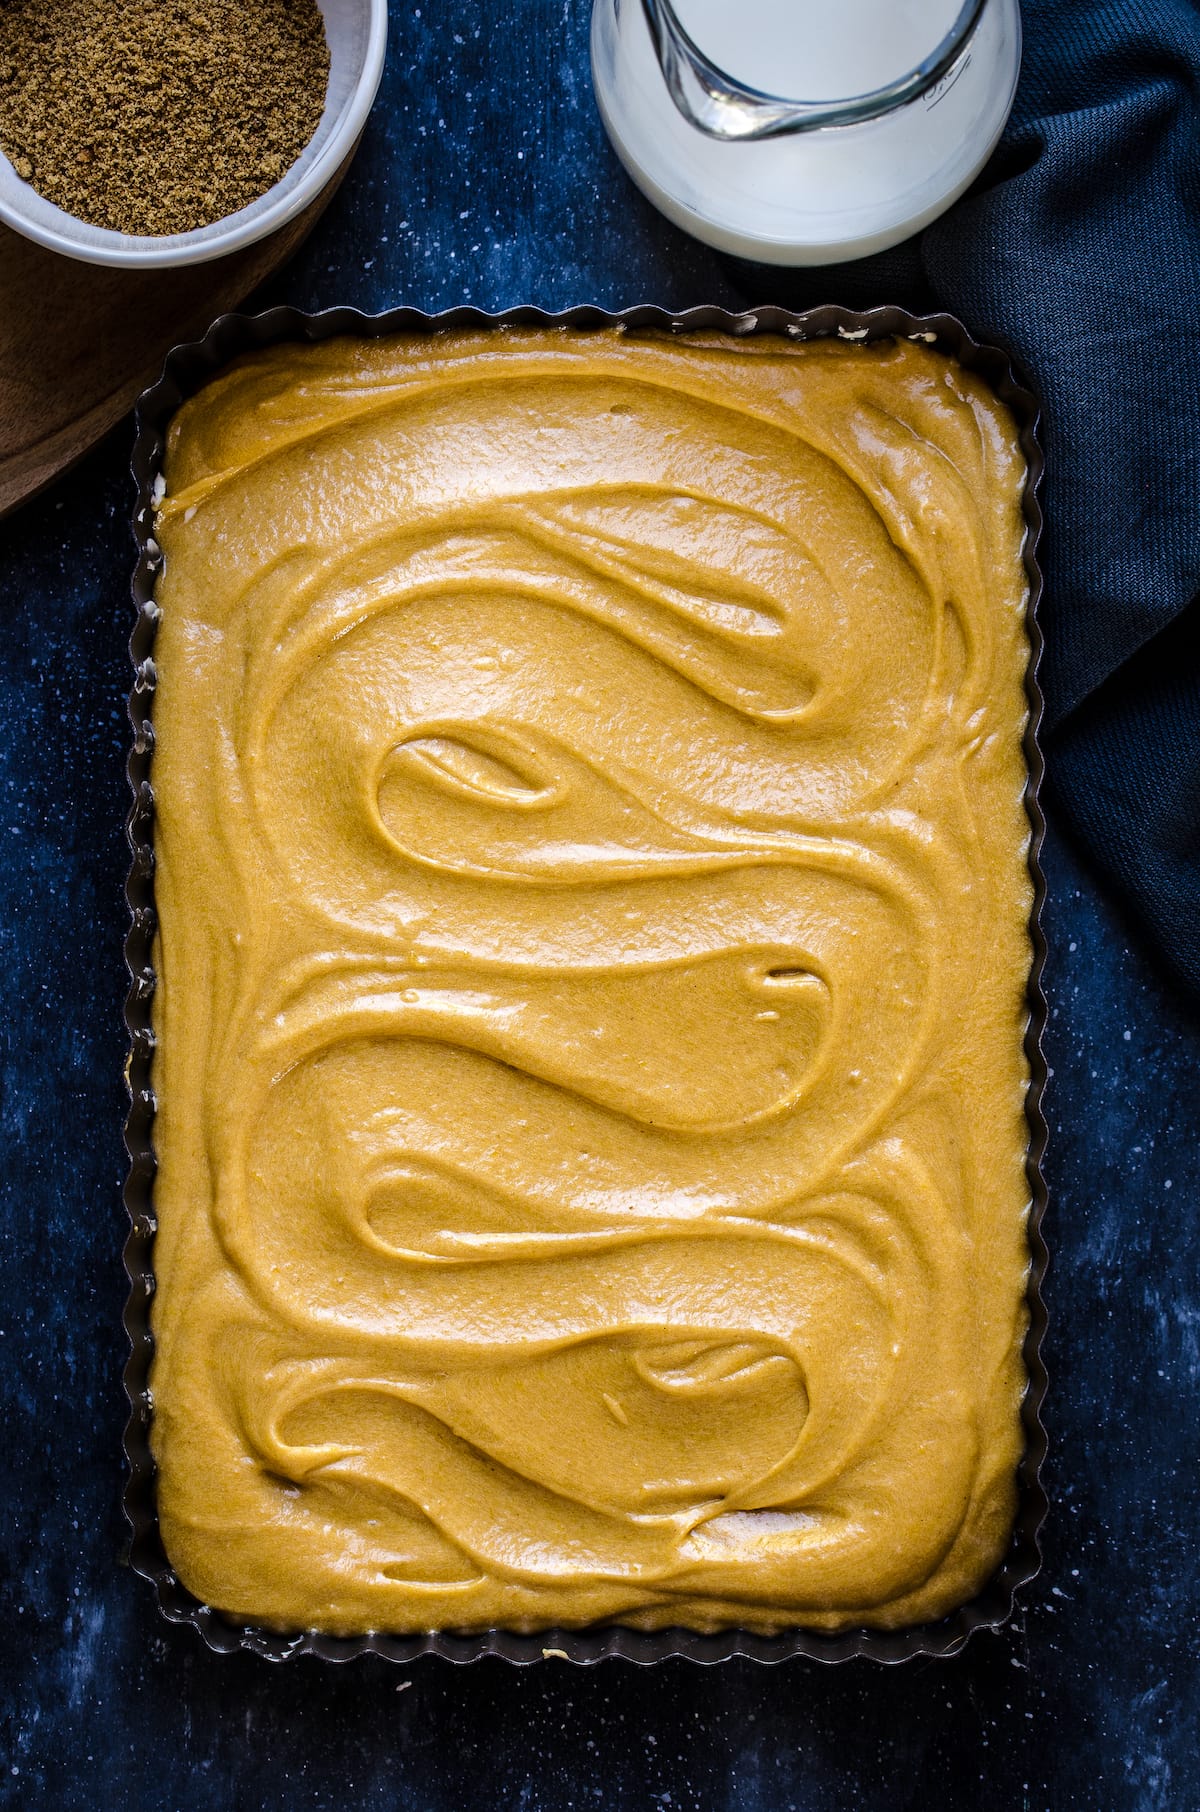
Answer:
[0,0,387,268]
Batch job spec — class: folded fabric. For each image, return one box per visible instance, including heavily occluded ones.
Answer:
[728,0,1200,999]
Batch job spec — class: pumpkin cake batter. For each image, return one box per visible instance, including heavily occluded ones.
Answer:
[149,327,1033,1634]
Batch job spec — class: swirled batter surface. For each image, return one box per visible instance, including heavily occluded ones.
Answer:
[150,328,1033,1634]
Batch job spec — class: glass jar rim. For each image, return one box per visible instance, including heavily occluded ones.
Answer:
[641,0,991,139]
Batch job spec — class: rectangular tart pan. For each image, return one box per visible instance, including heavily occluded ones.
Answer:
[123,302,1049,1665]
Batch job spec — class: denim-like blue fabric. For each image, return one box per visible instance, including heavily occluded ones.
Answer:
[931,0,1200,997]
[755,0,1200,994]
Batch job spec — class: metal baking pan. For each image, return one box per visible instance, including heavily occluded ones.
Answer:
[123,302,1049,1664]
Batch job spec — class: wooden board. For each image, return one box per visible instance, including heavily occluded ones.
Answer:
[0,164,349,518]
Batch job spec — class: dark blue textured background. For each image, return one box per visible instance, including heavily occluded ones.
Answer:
[3,3,1199,1806]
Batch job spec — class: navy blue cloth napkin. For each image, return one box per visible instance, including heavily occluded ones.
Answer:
[732,0,1200,998]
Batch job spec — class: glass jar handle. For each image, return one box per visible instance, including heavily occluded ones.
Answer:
[640,0,989,141]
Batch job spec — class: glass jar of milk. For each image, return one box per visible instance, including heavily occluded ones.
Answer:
[591,0,1021,265]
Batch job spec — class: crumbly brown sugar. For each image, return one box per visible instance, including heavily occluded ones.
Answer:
[0,0,328,235]
[150,329,1033,1635]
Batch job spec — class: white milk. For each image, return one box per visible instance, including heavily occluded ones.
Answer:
[591,0,1021,264]
[670,0,962,100]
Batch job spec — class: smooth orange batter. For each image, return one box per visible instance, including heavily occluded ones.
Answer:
[149,328,1033,1634]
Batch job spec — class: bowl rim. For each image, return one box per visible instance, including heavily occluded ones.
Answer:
[0,0,388,270]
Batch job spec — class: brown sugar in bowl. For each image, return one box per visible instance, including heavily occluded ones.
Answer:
[0,0,386,268]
